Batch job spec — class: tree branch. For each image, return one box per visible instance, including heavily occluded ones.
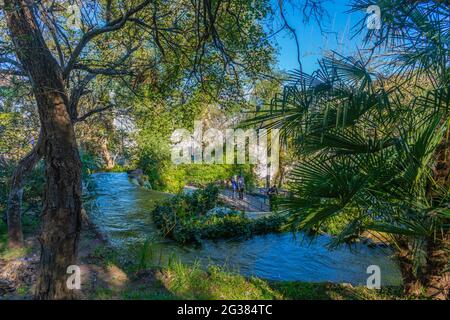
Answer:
[72,64,132,76]
[0,68,28,76]
[63,0,152,78]
[75,104,113,123]
[68,46,138,122]
[0,57,23,69]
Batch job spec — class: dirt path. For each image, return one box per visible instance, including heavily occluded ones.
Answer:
[0,214,126,300]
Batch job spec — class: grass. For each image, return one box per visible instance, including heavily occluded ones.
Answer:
[160,261,280,300]
[0,214,39,261]
[102,260,407,300]
[269,281,405,300]
[85,238,408,300]
[90,244,120,267]
[1,215,408,301]
[0,220,28,261]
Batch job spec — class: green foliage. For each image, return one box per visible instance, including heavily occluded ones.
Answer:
[257,53,449,247]
[190,213,286,243]
[0,161,45,213]
[165,164,257,193]
[90,245,120,268]
[136,133,258,194]
[152,184,220,241]
[0,149,97,214]
[133,91,258,193]
[0,108,42,212]
[135,237,158,272]
[248,1,450,289]
[189,184,220,216]
[0,215,38,261]
[120,260,407,300]
[152,185,286,244]
[0,163,12,212]
[80,149,102,176]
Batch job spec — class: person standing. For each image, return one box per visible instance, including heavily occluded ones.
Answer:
[237,175,245,200]
[267,185,278,211]
[231,176,238,199]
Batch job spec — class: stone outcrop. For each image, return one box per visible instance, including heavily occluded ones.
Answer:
[127,169,151,189]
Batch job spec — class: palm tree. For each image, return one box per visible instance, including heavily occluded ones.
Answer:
[250,0,449,298]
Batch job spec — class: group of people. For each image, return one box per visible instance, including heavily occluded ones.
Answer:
[226,175,280,211]
[230,175,245,200]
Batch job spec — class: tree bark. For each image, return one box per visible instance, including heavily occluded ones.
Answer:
[100,138,115,170]
[433,127,450,194]
[423,112,450,299]
[397,236,449,299]
[5,0,82,299]
[396,238,423,297]
[422,236,450,299]
[6,131,44,248]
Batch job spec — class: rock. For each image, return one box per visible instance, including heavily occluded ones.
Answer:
[206,207,238,217]
[127,169,143,178]
[127,169,152,189]
[142,180,152,189]
[0,280,15,295]
[130,177,140,186]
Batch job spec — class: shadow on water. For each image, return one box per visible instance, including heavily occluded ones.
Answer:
[87,172,402,286]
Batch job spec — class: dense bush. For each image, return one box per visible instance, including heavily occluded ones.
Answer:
[0,149,101,215]
[189,184,220,215]
[152,185,286,244]
[195,214,286,240]
[0,162,14,212]
[0,161,45,214]
[139,148,257,193]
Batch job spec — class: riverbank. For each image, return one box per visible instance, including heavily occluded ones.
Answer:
[97,260,407,300]
[1,217,412,300]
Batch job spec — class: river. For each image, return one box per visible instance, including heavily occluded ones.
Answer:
[87,172,402,286]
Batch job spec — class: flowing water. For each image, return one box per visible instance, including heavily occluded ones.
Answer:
[88,172,402,286]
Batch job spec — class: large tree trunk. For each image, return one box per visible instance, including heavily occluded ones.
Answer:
[396,238,423,297]
[5,0,82,299]
[6,131,43,248]
[422,236,450,299]
[433,127,450,194]
[422,112,450,299]
[397,236,449,299]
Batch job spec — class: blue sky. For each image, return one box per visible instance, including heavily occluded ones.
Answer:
[269,0,366,74]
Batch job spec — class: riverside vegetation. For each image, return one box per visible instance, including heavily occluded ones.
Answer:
[1,217,409,300]
[151,185,287,244]
[0,0,448,300]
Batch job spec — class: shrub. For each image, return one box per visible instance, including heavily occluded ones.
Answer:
[152,185,287,244]
[189,184,219,216]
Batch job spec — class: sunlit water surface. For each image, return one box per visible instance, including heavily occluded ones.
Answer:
[88,172,402,285]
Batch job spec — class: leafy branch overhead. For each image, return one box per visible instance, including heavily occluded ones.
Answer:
[0,0,274,122]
